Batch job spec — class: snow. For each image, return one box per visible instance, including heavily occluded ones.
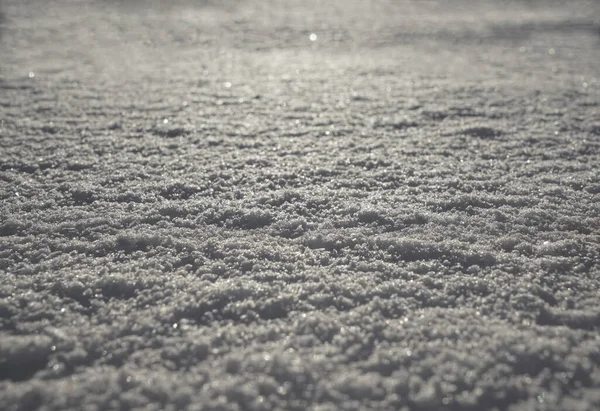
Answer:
[1,0,600,410]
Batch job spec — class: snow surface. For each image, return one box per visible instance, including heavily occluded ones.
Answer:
[1,0,599,410]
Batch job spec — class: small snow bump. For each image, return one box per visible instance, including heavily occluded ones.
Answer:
[461,126,502,139]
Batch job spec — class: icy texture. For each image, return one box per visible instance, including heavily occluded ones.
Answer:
[1,0,599,410]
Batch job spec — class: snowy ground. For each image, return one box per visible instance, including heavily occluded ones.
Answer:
[1,0,599,410]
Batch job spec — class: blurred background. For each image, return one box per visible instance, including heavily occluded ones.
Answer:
[0,0,598,86]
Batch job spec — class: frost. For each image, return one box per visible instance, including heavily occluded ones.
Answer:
[1,0,599,410]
